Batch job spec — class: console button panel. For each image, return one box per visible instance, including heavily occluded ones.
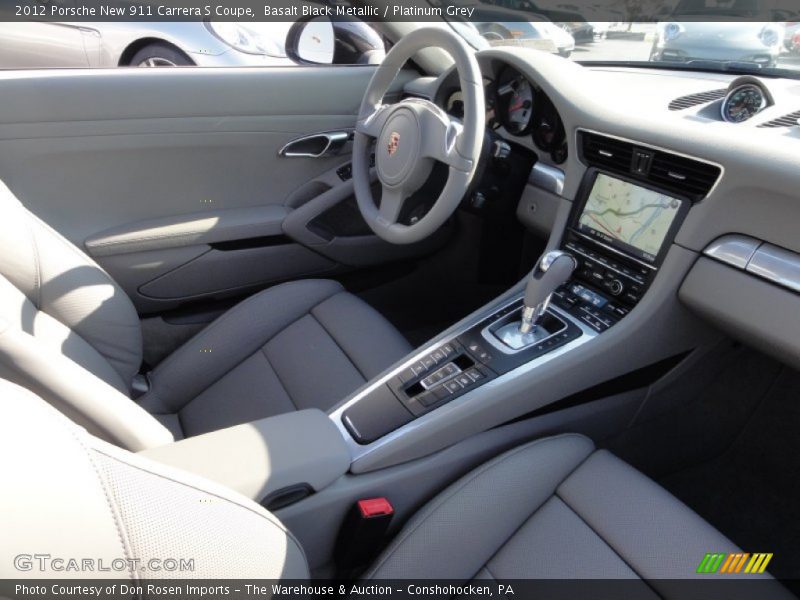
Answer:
[554,233,657,333]
[388,300,583,417]
[390,343,494,416]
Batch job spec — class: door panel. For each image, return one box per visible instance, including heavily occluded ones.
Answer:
[0,66,428,312]
[0,67,382,244]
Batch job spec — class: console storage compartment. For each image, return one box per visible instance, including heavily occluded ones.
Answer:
[140,409,350,507]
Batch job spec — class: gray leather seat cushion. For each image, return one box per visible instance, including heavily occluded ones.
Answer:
[364,434,789,597]
[139,279,411,438]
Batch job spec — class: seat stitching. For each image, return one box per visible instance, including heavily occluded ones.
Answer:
[22,212,42,310]
[69,429,138,584]
[474,444,601,580]
[555,490,663,597]
[482,565,512,600]
[150,297,337,412]
[260,345,298,411]
[174,409,187,440]
[310,299,368,381]
[151,280,342,377]
[174,342,297,424]
[363,434,593,578]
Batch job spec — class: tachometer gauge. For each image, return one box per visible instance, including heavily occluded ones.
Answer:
[721,84,767,123]
[496,68,534,136]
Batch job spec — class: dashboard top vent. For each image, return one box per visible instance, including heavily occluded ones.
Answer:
[581,132,634,173]
[757,110,800,128]
[668,88,727,111]
[579,132,721,201]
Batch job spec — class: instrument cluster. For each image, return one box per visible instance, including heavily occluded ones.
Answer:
[446,65,568,165]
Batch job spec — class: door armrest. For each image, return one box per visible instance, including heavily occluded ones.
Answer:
[85,205,289,257]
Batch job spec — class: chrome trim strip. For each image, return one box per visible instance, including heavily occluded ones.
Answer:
[703,234,761,270]
[747,244,800,294]
[575,128,725,198]
[279,130,350,158]
[329,299,597,464]
[528,162,565,196]
[703,235,800,295]
[480,310,568,355]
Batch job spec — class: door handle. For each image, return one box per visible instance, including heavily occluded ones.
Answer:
[279,131,351,158]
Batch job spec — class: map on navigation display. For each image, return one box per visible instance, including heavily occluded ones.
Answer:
[578,174,683,262]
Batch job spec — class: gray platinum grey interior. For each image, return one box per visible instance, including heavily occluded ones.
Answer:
[2,21,800,591]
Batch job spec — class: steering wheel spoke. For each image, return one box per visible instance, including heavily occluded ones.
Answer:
[378,186,407,226]
[356,104,394,139]
[417,104,473,173]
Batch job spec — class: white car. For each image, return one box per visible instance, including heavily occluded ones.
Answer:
[0,19,384,68]
[478,19,576,56]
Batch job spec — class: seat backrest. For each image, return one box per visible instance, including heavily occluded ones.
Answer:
[0,179,142,394]
[0,379,308,580]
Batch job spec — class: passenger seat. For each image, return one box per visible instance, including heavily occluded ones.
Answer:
[0,380,790,597]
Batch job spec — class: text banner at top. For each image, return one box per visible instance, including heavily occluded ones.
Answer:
[0,0,782,23]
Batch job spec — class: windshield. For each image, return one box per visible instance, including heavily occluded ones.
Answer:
[441,0,800,76]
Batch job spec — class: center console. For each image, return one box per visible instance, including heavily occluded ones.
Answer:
[551,168,690,333]
[335,165,693,452]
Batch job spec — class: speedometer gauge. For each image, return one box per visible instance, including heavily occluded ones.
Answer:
[721,84,767,123]
[496,68,534,136]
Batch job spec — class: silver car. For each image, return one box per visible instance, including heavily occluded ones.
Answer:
[650,0,785,68]
[477,19,576,57]
[650,21,784,68]
[0,19,384,68]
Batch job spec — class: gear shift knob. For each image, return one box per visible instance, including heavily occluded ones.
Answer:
[520,250,577,334]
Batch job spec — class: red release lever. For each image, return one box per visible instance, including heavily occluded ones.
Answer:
[357,497,394,518]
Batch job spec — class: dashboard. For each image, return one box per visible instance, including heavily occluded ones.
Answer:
[400,47,800,361]
[403,48,800,255]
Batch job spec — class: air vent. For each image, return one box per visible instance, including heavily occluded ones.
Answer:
[580,132,721,201]
[757,110,800,128]
[668,88,727,111]
[581,133,633,172]
[649,152,721,199]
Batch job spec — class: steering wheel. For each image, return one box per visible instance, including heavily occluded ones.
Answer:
[352,28,485,245]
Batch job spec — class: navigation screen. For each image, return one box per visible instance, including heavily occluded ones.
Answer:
[577,174,684,263]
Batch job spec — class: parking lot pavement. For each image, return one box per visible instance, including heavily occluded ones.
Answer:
[573,38,652,62]
[571,35,800,69]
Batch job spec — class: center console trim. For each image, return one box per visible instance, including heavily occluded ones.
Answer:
[528,162,565,196]
[329,299,597,463]
[570,229,657,272]
[480,309,568,355]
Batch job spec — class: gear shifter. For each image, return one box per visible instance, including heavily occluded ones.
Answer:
[519,250,578,334]
[491,250,578,352]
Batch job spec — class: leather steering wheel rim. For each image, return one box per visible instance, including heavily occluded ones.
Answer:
[352,27,485,245]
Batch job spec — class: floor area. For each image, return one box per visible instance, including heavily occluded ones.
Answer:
[660,366,800,581]
[605,344,800,582]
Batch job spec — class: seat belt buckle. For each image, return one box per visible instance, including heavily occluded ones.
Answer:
[131,373,150,399]
[335,497,394,573]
